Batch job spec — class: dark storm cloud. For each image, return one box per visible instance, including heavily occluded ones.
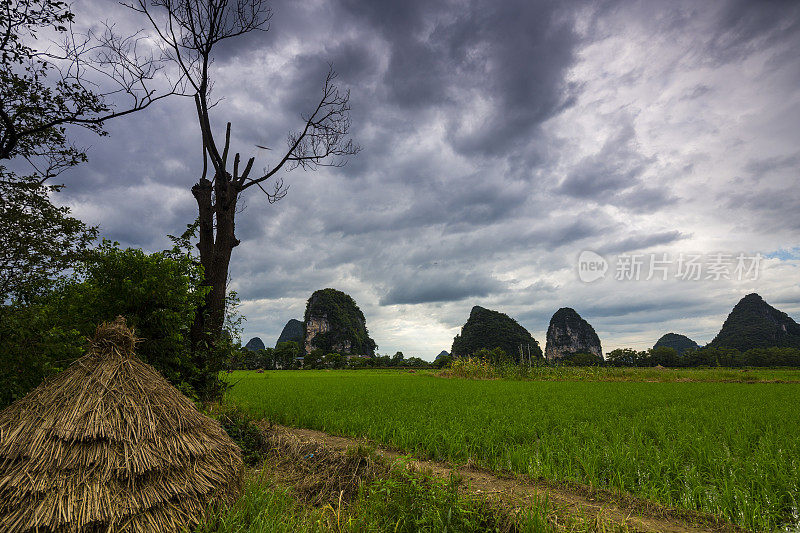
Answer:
[580,296,708,319]
[724,188,800,231]
[522,219,606,250]
[335,0,583,156]
[680,84,713,101]
[614,186,678,212]
[720,150,800,232]
[556,117,668,208]
[706,0,800,63]
[320,171,531,237]
[52,0,800,353]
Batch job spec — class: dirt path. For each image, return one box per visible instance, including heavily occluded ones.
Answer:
[264,422,745,533]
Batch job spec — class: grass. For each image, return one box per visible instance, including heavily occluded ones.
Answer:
[197,462,558,532]
[225,369,800,531]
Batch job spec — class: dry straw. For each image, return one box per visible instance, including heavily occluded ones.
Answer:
[0,317,243,532]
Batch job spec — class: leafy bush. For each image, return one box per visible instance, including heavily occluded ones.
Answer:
[229,347,278,370]
[274,341,301,369]
[0,240,217,408]
[304,349,325,369]
[433,354,452,369]
[323,352,346,369]
[0,303,84,408]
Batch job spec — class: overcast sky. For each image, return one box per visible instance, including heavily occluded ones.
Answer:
[58,0,800,359]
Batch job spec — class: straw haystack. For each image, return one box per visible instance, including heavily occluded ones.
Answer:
[0,317,243,532]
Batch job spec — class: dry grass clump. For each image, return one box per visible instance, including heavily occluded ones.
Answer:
[256,421,386,508]
[0,317,243,532]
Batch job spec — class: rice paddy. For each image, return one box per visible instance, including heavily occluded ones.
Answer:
[225,369,800,532]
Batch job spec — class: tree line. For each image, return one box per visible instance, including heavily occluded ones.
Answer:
[456,345,800,368]
[228,347,435,371]
[604,345,800,368]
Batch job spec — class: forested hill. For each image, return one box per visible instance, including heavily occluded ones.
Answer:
[304,288,376,355]
[710,293,800,351]
[654,333,699,355]
[451,306,542,361]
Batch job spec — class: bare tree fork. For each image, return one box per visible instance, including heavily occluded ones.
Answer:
[127,0,359,396]
[0,1,185,167]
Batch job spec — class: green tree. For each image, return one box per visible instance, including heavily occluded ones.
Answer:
[433,355,452,369]
[0,0,172,308]
[473,347,509,365]
[304,349,325,370]
[0,178,97,301]
[0,240,209,407]
[259,348,276,370]
[605,348,646,367]
[274,341,301,369]
[1,0,172,169]
[55,241,208,395]
[324,352,346,369]
[0,298,83,408]
[391,351,405,366]
[648,346,678,367]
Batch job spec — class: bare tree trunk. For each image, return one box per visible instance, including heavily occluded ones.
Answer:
[189,172,239,397]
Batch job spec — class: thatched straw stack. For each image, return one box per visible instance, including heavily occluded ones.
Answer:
[0,317,243,532]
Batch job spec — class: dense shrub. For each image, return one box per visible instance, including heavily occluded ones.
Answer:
[303,349,325,369]
[0,240,220,408]
[433,355,453,369]
[443,357,497,379]
[351,467,514,533]
[0,303,84,408]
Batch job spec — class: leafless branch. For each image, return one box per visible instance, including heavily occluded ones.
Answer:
[125,0,358,206]
[240,68,361,191]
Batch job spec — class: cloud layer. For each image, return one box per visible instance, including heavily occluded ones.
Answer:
[56,0,800,358]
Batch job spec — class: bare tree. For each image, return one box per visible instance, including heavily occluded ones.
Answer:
[128,0,359,397]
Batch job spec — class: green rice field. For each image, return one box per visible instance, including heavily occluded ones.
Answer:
[225,370,800,531]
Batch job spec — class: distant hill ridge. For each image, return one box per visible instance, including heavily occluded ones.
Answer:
[545,308,602,361]
[304,288,376,355]
[276,319,304,346]
[244,337,265,352]
[451,306,542,361]
[244,292,799,359]
[654,333,699,355]
[709,293,800,351]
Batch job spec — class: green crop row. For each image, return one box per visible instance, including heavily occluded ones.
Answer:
[225,370,800,531]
